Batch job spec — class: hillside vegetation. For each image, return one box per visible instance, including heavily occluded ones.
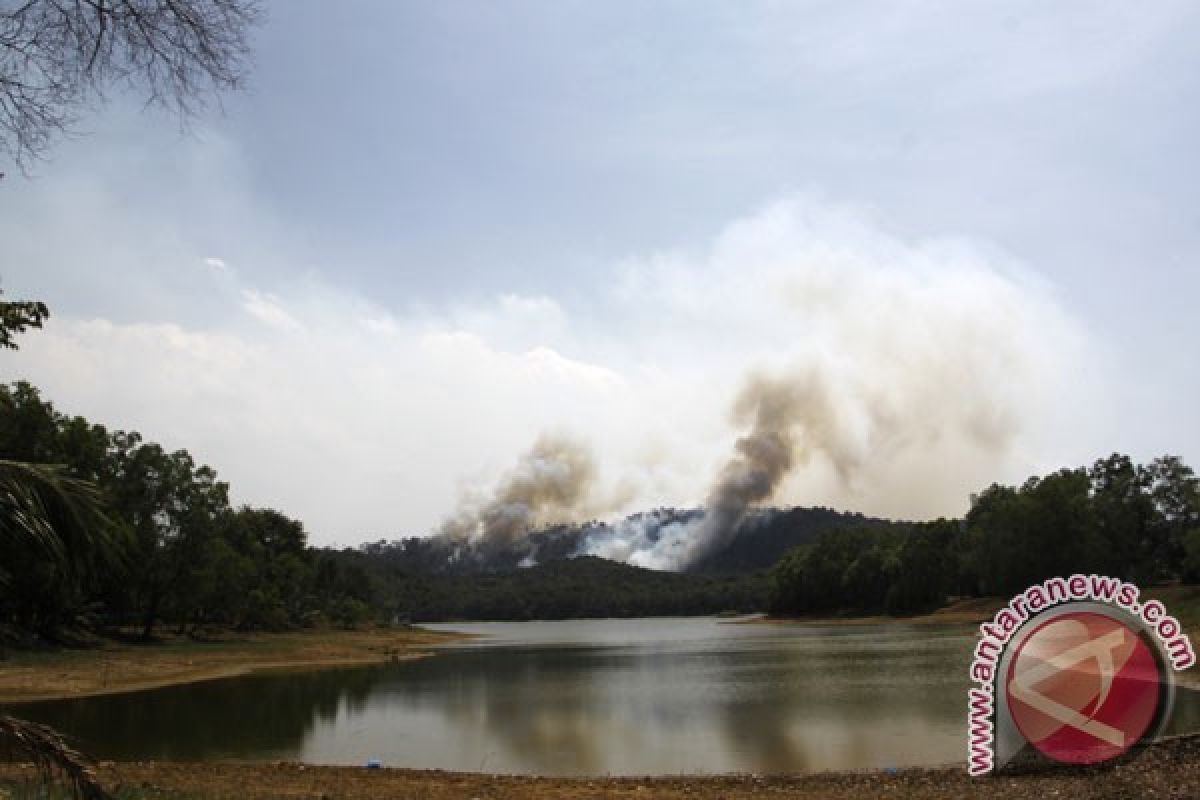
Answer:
[3,379,1199,641]
[769,454,1200,616]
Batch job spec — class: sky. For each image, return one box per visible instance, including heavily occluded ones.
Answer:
[2,1,1198,546]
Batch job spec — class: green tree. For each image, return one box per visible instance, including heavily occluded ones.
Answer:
[223,507,314,629]
[1184,528,1200,584]
[0,339,127,640]
[0,348,113,800]
[1090,454,1157,582]
[2,3,261,790]
[0,289,48,348]
[105,442,230,639]
[0,459,123,632]
[768,527,900,615]
[1143,455,1200,577]
[885,519,957,614]
[965,469,1096,595]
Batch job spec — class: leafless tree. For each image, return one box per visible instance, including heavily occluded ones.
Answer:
[0,0,262,169]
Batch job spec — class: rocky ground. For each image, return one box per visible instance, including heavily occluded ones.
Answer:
[4,735,1199,799]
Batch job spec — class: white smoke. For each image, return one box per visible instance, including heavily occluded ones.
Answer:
[576,510,701,569]
[568,198,1092,570]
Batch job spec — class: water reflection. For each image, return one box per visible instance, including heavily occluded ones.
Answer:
[4,618,1198,775]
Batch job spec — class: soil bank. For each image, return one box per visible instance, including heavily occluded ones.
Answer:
[0,627,467,704]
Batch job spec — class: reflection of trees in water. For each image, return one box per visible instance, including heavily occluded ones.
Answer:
[1165,686,1200,738]
[7,625,982,774]
[713,628,971,773]
[367,648,613,773]
[7,665,388,760]
[366,627,975,774]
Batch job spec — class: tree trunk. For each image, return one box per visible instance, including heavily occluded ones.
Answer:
[140,598,159,641]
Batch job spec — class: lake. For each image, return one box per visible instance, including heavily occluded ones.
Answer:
[7,617,1200,775]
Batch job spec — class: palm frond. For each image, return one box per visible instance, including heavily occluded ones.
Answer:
[0,459,124,579]
[0,714,110,800]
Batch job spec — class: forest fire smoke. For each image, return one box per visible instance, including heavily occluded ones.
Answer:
[433,200,1085,572]
[666,376,806,568]
[439,433,597,544]
[579,367,863,571]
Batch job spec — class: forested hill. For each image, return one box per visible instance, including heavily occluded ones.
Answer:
[300,508,900,623]
[689,506,901,573]
[370,556,767,622]
[6,376,1199,636]
[353,506,902,577]
[0,379,865,637]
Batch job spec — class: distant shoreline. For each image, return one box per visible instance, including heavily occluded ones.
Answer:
[755,589,1200,689]
[0,627,469,705]
[4,589,1196,705]
[745,596,1006,627]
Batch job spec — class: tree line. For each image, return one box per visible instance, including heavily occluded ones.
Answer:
[768,454,1200,616]
[342,553,767,622]
[0,381,375,643]
[0,379,768,640]
[7,374,1200,639]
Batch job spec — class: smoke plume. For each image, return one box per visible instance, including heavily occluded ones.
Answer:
[425,199,1090,571]
[671,376,805,567]
[575,369,850,570]
[440,433,597,545]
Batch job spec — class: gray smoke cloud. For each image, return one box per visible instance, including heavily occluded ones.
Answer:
[578,370,841,571]
[576,345,1034,571]
[436,199,1089,571]
[674,376,806,567]
[440,433,597,545]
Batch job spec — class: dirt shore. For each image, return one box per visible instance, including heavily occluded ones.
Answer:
[0,627,467,704]
[4,735,1200,799]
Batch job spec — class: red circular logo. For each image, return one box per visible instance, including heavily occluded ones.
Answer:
[1006,611,1162,764]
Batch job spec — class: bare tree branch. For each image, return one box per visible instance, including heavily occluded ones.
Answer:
[0,0,262,170]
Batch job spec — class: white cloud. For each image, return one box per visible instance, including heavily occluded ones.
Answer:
[241,289,301,332]
[1,194,1107,546]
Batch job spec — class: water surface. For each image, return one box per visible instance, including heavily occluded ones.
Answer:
[6,617,1198,775]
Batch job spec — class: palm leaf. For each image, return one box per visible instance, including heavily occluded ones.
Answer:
[0,714,110,800]
[0,461,115,799]
[0,459,125,585]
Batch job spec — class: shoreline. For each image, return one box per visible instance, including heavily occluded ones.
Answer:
[0,627,469,705]
[754,586,1200,633]
[4,597,1196,704]
[745,596,1008,627]
[4,735,1200,799]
